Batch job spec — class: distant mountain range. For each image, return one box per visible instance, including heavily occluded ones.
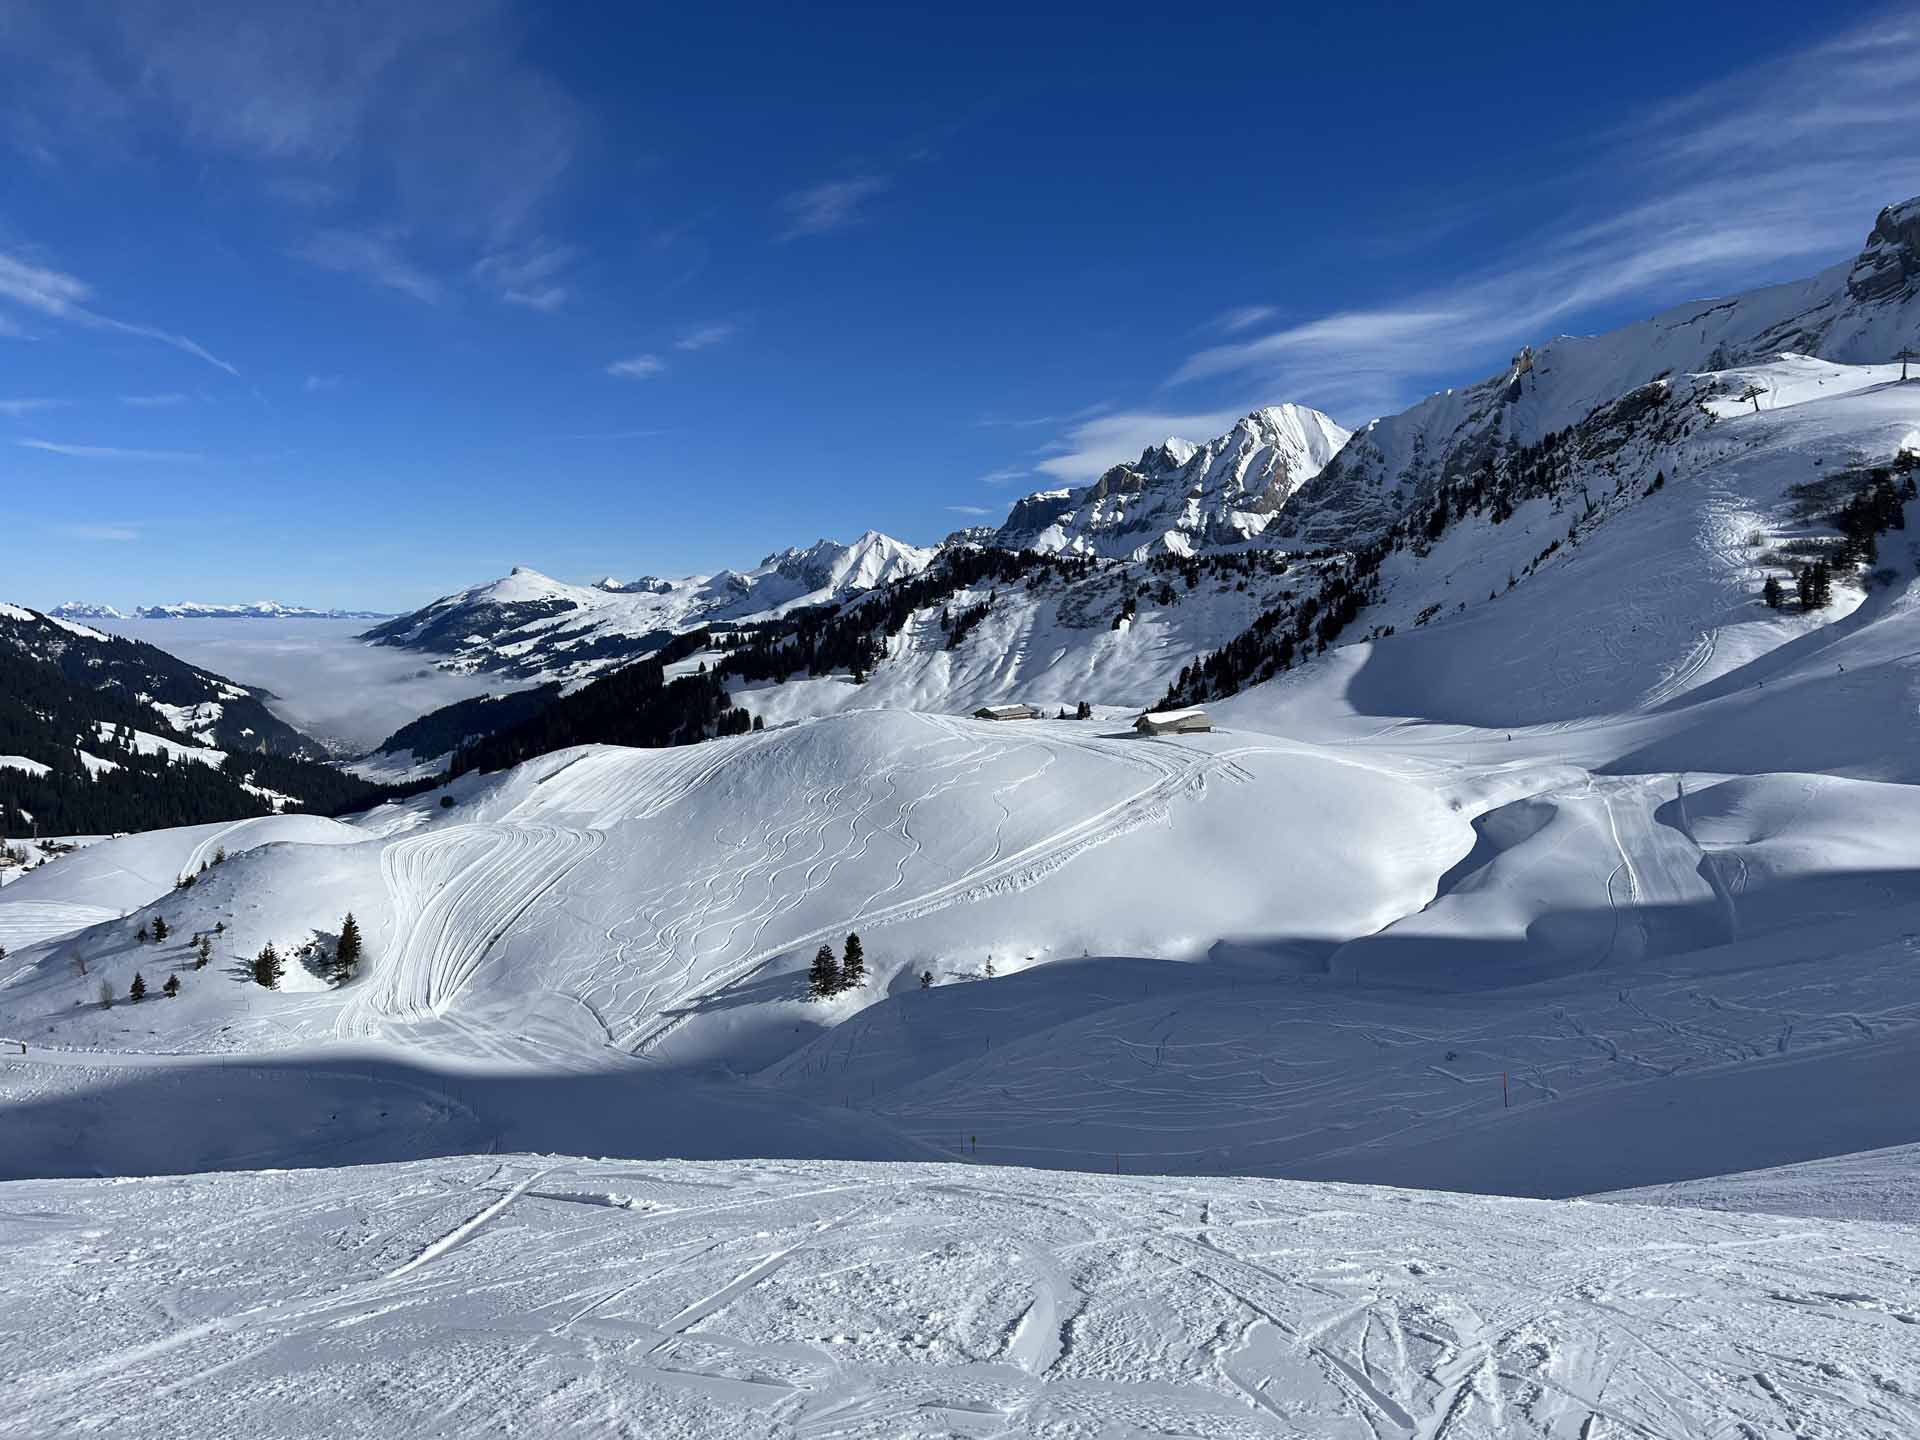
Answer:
[50,601,395,621]
[357,531,936,682]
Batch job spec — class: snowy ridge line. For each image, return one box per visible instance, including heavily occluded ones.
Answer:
[177,815,280,881]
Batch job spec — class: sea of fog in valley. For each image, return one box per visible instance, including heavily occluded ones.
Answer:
[93,618,526,754]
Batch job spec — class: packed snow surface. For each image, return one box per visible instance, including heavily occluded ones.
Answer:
[3,1154,1917,1438]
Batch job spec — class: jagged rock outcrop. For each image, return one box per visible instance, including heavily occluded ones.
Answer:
[994,405,1350,558]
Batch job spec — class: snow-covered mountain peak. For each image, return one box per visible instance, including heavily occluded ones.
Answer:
[996,403,1350,559]
[364,531,936,682]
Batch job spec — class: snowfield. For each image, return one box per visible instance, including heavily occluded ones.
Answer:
[4,1155,1917,1439]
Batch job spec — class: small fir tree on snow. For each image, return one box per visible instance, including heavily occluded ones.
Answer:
[213,846,227,865]
[920,969,933,990]
[251,943,284,990]
[163,974,180,998]
[136,921,150,944]
[1762,574,1784,609]
[129,972,147,1003]
[214,920,226,934]
[808,944,842,999]
[841,933,865,989]
[333,912,363,986]
[151,916,169,943]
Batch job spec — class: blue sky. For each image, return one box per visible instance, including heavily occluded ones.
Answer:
[2,1,1916,611]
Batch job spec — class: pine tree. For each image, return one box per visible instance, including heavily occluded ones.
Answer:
[194,935,212,968]
[163,974,180,998]
[808,944,842,999]
[1797,560,1833,611]
[152,916,169,943]
[334,912,363,986]
[136,921,150,944]
[841,933,865,989]
[1762,574,1783,609]
[213,846,227,865]
[920,969,933,990]
[129,972,147,1002]
[251,943,284,990]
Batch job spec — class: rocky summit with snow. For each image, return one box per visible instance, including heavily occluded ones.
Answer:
[5,193,1920,1438]
[996,403,1351,558]
[359,530,934,681]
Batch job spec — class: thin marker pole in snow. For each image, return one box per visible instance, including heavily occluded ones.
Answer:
[1503,1072,1509,1109]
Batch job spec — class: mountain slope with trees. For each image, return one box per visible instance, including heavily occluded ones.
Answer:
[0,605,382,834]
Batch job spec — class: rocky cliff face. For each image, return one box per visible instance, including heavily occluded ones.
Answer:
[994,405,1350,559]
[1848,197,1920,304]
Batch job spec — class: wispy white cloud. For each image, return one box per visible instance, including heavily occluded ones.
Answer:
[303,374,343,393]
[120,392,189,407]
[52,520,141,542]
[0,397,64,417]
[294,228,441,303]
[674,322,737,351]
[945,504,1000,517]
[0,252,238,374]
[7,2,581,245]
[1162,12,1920,423]
[473,239,576,311]
[978,467,1031,487]
[975,401,1112,430]
[20,438,200,461]
[1034,409,1245,485]
[778,175,889,239]
[606,354,666,380]
[1215,305,1276,334]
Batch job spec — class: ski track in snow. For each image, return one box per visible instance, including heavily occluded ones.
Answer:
[4,1155,1918,1438]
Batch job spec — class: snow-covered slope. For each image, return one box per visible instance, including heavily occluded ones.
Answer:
[1605,1142,1920,1224]
[996,404,1350,558]
[362,530,934,681]
[1278,195,1920,543]
[6,1153,1916,1439]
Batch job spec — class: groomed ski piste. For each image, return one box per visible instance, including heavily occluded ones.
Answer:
[6,1153,1917,1439]
[4,353,1920,1434]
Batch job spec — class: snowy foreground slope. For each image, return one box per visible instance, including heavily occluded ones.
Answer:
[6,1154,1918,1439]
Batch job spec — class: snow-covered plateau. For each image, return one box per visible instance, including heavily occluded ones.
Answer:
[4,196,1920,1437]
